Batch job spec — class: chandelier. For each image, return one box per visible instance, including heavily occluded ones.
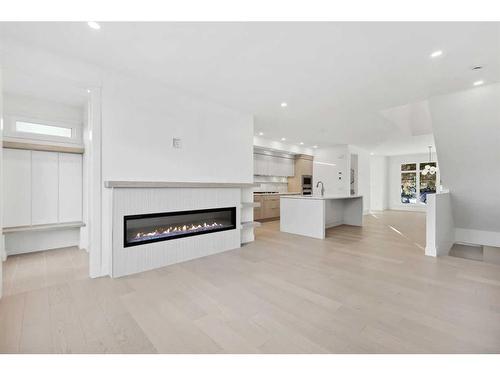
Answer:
[422,145,437,176]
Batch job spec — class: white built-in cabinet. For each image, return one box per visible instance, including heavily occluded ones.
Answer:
[2,148,83,228]
[253,153,294,177]
[3,149,32,227]
[58,153,83,222]
[32,151,59,225]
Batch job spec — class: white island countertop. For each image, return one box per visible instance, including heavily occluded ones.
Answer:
[280,195,363,239]
[280,195,363,200]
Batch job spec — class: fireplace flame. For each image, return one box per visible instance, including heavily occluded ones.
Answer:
[134,221,223,240]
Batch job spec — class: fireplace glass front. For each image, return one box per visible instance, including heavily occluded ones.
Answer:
[123,207,236,247]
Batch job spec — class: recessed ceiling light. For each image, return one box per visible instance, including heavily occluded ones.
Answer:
[313,145,318,149]
[86,89,91,93]
[281,102,288,108]
[299,142,304,145]
[473,80,484,86]
[87,21,101,30]
[430,50,443,58]
[258,132,264,136]
[370,152,375,156]
[281,137,286,141]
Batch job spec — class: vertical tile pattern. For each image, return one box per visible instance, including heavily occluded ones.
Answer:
[112,187,242,277]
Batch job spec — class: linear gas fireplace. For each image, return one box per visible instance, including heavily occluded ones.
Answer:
[124,207,236,247]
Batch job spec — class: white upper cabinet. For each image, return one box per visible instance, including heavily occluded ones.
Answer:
[254,153,270,176]
[58,153,82,222]
[3,149,31,227]
[31,151,59,225]
[253,153,295,177]
[285,157,294,176]
[2,149,83,228]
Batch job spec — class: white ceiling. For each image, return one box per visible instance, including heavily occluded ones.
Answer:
[1,22,499,154]
[1,67,88,108]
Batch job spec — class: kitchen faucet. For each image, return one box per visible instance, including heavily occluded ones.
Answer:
[316,181,325,196]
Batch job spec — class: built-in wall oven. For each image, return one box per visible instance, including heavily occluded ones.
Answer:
[302,175,312,195]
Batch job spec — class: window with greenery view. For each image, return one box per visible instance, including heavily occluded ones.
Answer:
[401,162,438,204]
[419,162,437,203]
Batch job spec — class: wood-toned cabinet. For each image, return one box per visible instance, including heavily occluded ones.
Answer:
[254,195,263,220]
[263,196,280,219]
[287,154,313,192]
[254,194,280,221]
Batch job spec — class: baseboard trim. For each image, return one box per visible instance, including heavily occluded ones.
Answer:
[455,228,500,247]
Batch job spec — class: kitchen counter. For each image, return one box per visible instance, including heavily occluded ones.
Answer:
[280,194,362,200]
[280,195,363,239]
[254,192,301,196]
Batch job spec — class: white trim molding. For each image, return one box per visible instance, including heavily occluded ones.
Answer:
[455,228,500,248]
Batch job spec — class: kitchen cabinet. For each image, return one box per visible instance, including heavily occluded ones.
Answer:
[253,153,270,176]
[253,153,294,177]
[254,194,280,220]
[253,195,263,220]
[263,195,280,219]
[287,154,313,193]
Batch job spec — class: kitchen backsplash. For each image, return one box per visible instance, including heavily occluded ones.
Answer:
[253,176,289,193]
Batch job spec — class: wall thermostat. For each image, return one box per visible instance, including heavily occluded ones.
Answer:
[172,137,182,148]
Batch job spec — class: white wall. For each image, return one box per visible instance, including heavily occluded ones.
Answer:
[349,145,370,213]
[2,92,84,145]
[388,152,438,212]
[5,229,80,255]
[311,145,370,212]
[429,83,500,241]
[425,192,454,257]
[0,66,4,298]
[312,145,350,196]
[370,155,388,211]
[99,74,254,275]
[102,73,254,183]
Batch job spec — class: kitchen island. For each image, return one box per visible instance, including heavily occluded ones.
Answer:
[280,195,363,239]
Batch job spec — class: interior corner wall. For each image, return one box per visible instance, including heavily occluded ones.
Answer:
[388,152,437,212]
[348,145,371,213]
[429,83,500,237]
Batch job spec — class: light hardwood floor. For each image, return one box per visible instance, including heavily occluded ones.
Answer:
[2,210,500,353]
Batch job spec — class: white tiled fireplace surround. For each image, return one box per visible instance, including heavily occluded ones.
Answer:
[106,182,256,277]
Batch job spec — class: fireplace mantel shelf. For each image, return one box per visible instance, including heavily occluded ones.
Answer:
[104,181,259,188]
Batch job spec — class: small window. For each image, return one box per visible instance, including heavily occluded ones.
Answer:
[401,163,417,171]
[15,121,72,138]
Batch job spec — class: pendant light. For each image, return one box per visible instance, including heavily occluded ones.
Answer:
[422,146,437,176]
